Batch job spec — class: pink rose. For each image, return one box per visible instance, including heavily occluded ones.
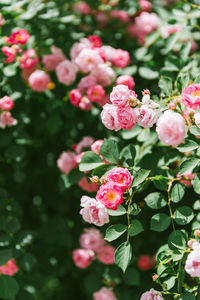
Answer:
[110,49,130,68]
[194,112,200,128]
[95,12,109,26]
[42,45,65,71]
[160,24,182,39]
[56,60,77,86]
[20,48,39,69]
[70,38,91,61]
[75,49,103,73]
[0,259,18,276]
[137,255,152,271]
[57,151,77,175]
[21,65,37,81]
[1,46,16,63]
[69,89,82,107]
[101,46,116,61]
[88,35,102,48]
[101,104,122,131]
[28,70,50,92]
[93,287,117,300]
[92,63,116,87]
[140,289,164,300]
[116,75,135,90]
[182,84,200,109]
[80,228,105,251]
[185,250,200,277]
[79,97,92,111]
[110,85,130,107]
[107,167,132,190]
[72,249,94,269]
[78,74,97,92]
[0,96,14,111]
[139,0,152,11]
[6,29,30,45]
[80,195,109,226]
[176,172,197,188]
[0,111,17,128]
[96,182,124,210]
[74,1,91,15]
[156,110,185,147]
[75,136,94,154]
[87,85,105,103]
[78,177,99,192]
[97,245,115,264]
[136,95,160,128]
[117,106,136,130]
[91,140,104,155]
[110,10,130,22]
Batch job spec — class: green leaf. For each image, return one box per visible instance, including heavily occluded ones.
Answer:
[168,230,187,251]
[132,169,150,187]
[145,192,167,209]
[121,124,142,140]
[178,292,196,300]
[129,203,141,216]
[163,276,176,290]
[180,42,191,59]
[0,249,12,266]
[164,32,181,54]
[171,183,185,203]
[114,242,132,273]
[150,213,171,232]
[108,205,126,216]
[6,217,21,234]
[79,151,103,172]
[145,31,160,46]
[173,206,194,225]
[190,126,200,136]
[128,219,143,236]
[67,168,84,186]
[177,139,199,152]
[159,76,173,97]
[3,63,17,77]
[138,67,158,80]
[92,164,115,177]
[193,199,200,210]
[105,224,127,242]
[192,174,200,194]
[0,276,19,300]
[120,144,136,167]
[100,139,119,164]
[179,158,200,175]
[123,267,140,286]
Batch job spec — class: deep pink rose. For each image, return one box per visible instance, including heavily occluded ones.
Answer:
[93,287,117,300]
[28,70,50,92]
[96,182,124,210]
[182,84,200,109]
[0,96,14,111]
[0,259,19,276]
[117,106,136,130]
[72,249,94,269]
[97,245,115,264]
[116,75,135,90]
[107,167,132,190]
[20,48,39,69]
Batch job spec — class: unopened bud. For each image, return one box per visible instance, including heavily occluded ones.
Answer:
[168,102,176,110]
[90,176,99,183]
[194,230,200,238]
[142,89,150,96]
[101,176,107,184]
[152,274,158,281]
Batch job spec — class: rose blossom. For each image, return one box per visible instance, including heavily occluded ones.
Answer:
[74,1,91,15]
[110,10,130,22]
[138,255,152,271]
[107,167,132,190]
[139,0,152,11]
[117,106,137,130]
[87,85,105,103]
[80,228,105,251]
[42,53,64,71]
[156,110,185,147]
[95,12,109,27]
[136,95,160,128]
[185,250,200,277]
[101,104,121,131]
[6,29,30,45]
[28,70,50,92]
[1,46,16,63]
[140,289,164,300]
[78,177,99,192]
[69,89,82,107]
[80,195,109,226]
[57,151,77,175]
[194,112,200,128]
[70,38,91,61]
[88,35,102,48]
[110,85,130,107]
[79,97,92,111]
[110,49,130,68]
[0,96,14,111]
[101,46,116,61]
[72,249,94,269]
[176,172,197,188]
[75,136,94,154]
[78,74,97,92]
[182,84,200,109]
[0,111,17,128]
[96,182,124,210]
[116,75,135,90]
[75,48,103,73]
[20,48,39,69]
[91,140,104,155]
[92,63,116,87]
[97,245,115,264]
[93,287,117,300]
[56,60,77,86]
[0,259,18,276]
[160,24,182,39]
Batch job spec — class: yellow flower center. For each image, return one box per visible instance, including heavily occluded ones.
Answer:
[106,191,116,202]
[192,91,200,97]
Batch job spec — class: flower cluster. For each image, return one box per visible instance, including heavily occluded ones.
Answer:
[0,96,17,129]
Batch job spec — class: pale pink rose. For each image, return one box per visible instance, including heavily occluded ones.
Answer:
[20,48,39,69]
[78,177,99,192]
[137,255,152,271]
[176,172,197,188]
[0,259,18,276]
[87,85,105,103]
[51,46,66,59]
[80,195,109,226]
[101,46,116,61]
[57,151,77,175]
[75,49,103,73]
[56,60,77,85]
[21,65,37,81]
[69,89,82,107]
[75,152,85,164]
[91,140,104,155]
[92,63,116,87]
[117,106,136,130]
[28,70,50,92]
[74,1,91,15]
[194,112,200,128]
[127,24,138,38]
[97,245,115,264]
[0,111,17,128]
[139,0,152,11]
[93,287,117,300]
[95,12,109,26]
[75,136,94,154]
[160,24,182,39]
[110,85,130,107]
[79,97,92,111]
[101,104,122,131]
[110,10,130,22]
[80,228,105,251]
[185,250,200,277]
[107,167,132,190]
[0,96,14,111]
[191,241,200,250]
[0,13,5,26]
[42,54,64,71]
[156,110,185,147]
[78,74,97,92]
[116,75,135,90]
[72,249,94,269]
[182,84,200,109]
[136,104,159,128]
[70,38,91,61]
[110,49,130,68]
[96,182,124,210]
[140,289,164,300]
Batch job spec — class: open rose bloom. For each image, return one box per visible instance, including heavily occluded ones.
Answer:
[0,259,19,276]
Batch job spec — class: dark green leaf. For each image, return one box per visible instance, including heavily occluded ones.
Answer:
[0,276,19,300]
[171,183,185,203]
[177,139,199,152]
[114,242,132,273]
[179,158,200,175]
[168,230,187,250]
[79,151,103,172]
[192,174,200,194]
[173,206,194,225]
[100,139,119,164]
[150,213,171,232]
[120,144,136,167]
[108,205,126,216]
[128,220,143,236]
[92,164,115,177]
[105,224,127,242]
[0,249,12,266]
[145,192,167,209]
[132,169,150,187]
